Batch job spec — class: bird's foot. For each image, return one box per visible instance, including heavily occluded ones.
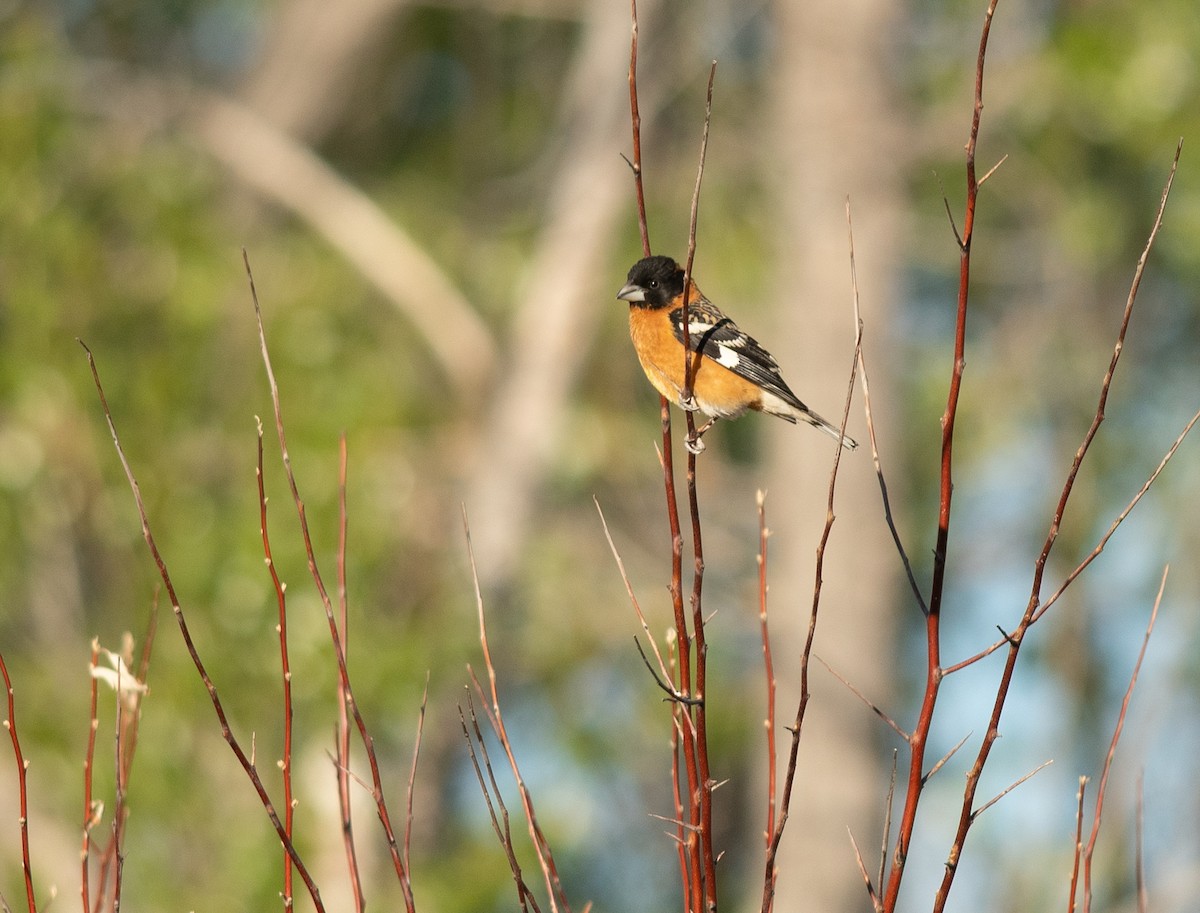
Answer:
[685,417,718,455]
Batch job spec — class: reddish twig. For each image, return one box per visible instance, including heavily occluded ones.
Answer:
[1,651,37,913]
[108,639,142,911]
[82,640,101,913]
[848,828,883,913]
[627,0,650,257]
[884,4,997,908]
[924,732,971,785]
[816,655,909,743]
[762,196,862,913]
[333,433,365,913]
[879,751,898,894]
[930,143,1183,913]
[463,508,570,913]
[1135,772,1147,913]
[755,492,777,860]
[255,417,296,908]
[594,497,673,686]
[80,340,326,912]
[1080,567,1166,913]
[850,198,928,615]
[680,66,719,913]
[973,760,1053,820]
[667,640,689,913]
[86,618,155,913]
[1067,776,1088,913]
[404,675,429,885]
[459,697,541,913]
[244,254,415,910]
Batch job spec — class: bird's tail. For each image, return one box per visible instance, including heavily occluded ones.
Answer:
[801,409,858,450]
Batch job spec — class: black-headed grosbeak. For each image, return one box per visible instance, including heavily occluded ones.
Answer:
[617,255,857,453]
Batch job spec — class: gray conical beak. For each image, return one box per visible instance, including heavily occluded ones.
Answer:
[616,282,646,302]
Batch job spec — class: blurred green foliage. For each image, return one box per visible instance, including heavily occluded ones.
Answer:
[1,0,1199,911]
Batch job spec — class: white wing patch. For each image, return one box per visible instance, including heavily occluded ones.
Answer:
[714,344,741,369]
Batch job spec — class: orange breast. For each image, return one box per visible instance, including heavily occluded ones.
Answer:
[628,307,763,419]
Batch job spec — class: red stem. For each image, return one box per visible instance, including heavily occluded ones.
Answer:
[882,4,996,908]
[257,421,296,908]
[335,434,366,913]
[0,650,38,913]
[83,642,100,913]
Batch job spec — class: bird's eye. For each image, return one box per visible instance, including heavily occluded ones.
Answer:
[649,279,659,288]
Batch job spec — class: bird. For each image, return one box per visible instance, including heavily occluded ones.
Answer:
[616,255,857,454]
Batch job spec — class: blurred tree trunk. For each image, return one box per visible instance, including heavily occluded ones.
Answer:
[757,1,907,910]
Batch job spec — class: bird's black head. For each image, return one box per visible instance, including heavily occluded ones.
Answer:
[616,255,685,309]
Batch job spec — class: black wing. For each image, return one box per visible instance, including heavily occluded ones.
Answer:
[670,298,807,411]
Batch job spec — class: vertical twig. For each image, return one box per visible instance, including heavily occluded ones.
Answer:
[0,651,37,913]
[459,697,541,913]
[761,190,862,913]
[1067,777,1088,913]
[404,676,428,887]
[755,491,777,861]
[883,3,998,907]
[82,641,101,913]
[256,417,296,909]
[463,508,570,913]
[1135,772,1147,913]
[334,433,365,913]
[628,0,650,257]
[1080,568,1166,913]
[680,62,719,912]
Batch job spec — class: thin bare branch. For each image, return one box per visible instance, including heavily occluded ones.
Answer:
[879,751,898,894]
[1035,408,1198,623]
[755,491,778,858]
[816,655,909,743]
[334,432,365,913]
[635,638,703,706]
[1082,566,1166,911]
[1135,772,1147,913]
[463,509,570,913]
[848,828,884,913]
[850,199,929,615]
[1030,138,1182,623]
[628,0,650,257]
[82,640,101,913]
[459,699,539,913]
[977,153,1008,186]
[594,497,672,683]
[1067,776,1088,913]
[404,675,430,884]
[764,185,863,913]
[924,732,972,785]
[255,416,296,908]
[972,759,1053,820]
[0,651,37,913]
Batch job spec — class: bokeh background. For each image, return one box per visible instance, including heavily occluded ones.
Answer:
[1,0,1199,910]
